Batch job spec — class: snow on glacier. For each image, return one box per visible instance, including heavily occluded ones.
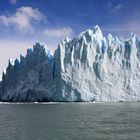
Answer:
[0,25,140,102]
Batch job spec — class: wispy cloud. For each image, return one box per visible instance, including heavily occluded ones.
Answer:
[43,27,73,38]
[9,0,17,5]
[103,19,140,38]
[0,6,45,31]
[114,4,122,11]
[109,3,123,13]
[108,2,112,8]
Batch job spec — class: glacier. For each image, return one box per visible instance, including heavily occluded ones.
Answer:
[0,25,140,102]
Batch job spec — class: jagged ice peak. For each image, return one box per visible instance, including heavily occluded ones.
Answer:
[0,25,140,102]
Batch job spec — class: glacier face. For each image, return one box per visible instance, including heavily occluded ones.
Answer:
[0,43,55,101]
[1,25,140,102]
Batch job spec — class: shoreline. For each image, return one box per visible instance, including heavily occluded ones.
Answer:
[0,101,140,104]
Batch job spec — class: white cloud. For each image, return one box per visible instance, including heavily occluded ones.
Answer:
[43,27,73,38]
[111,4,123,13]
[0,6,45,31]
[9,0,17,5]
[114,4,122,10]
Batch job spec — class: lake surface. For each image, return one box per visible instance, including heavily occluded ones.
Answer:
[0,102,140,140]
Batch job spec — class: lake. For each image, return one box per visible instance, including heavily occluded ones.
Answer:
[0,102,140,140]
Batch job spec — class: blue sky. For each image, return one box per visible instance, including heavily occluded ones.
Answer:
[0,0,140,77]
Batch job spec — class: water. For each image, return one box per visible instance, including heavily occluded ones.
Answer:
[0,102,140,140]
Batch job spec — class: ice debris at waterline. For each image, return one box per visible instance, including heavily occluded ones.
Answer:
[0,25,140,102]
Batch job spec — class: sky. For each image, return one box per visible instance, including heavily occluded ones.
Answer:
[0,0,140,78]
